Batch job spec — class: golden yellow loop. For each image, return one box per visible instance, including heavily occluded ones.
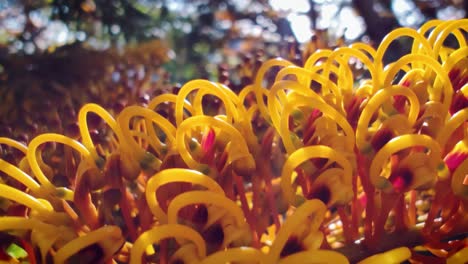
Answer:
[253,58,294,120]
[267,199,326,263]
[358,247,411,264]
[200,247,267,264]
[383,53,453,112]
[176,79,239,126]
[176,115,253,170]
[278,250,349,264]
[356,85,420,150]
[436,108,468,150]
[145,168,224,224]
[369,134,442,190]
[54,225,124,264]
[279,94,354,154]
[130,224,206,264]
[78,103,122,161]
[281,146,353,206]
[167,190,245,227]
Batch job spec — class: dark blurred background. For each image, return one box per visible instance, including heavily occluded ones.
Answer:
[0,0,466,139]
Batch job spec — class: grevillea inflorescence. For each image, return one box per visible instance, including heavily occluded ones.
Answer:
[0,19,467,264]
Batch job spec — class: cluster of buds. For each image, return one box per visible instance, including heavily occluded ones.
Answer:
[0,19,467,263]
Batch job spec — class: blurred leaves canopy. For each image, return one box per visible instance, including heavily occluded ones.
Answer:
[0,0,466,81]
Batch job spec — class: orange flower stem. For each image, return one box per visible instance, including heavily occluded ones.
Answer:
[337,206,353,243]
[119,184,138,242]
[19,238,36,264]
[233,172,260,248]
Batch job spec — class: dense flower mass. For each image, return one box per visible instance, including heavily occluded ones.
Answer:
[0,19,467,264]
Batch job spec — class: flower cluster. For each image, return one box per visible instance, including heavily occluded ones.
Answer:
[0,19,467,264]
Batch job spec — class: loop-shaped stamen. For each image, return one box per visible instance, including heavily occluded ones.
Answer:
[281,145,353,206]
[376,27,433,77]
[357,247,411,264]
[436,107,468,151]
[356,85,420,151]
[0,137,28,154]
[130,224,206,264]
[146,168,224,224]
[253,58,294,120]
[0,184,53,214]
[175,80,239,126]
[267,199,326,263]
[27,133,92,198]
[0,158,40,191]
[383,54,453,112]
[148,93,195,116]
[268,80,324,132]
[176,115,254,172]
[78,103,123,163]
[54,225,124,264]
[118,105,176,156]
[429,19,468,58]
[369,134,442,190]
[279,94,354,154]
[451,157,468,199]
[200,247,267,264]
[167,190,245,228]
[278,250,349,264]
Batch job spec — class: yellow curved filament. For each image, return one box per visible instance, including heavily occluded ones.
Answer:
[281,146,353,206]
[78,103,123,161]
[0,137,28,154]
[447,246,468,264]
[175,79,238,126]
[349,42,377,60]
[383,54,453,110]
[167,190,245,227]
[176,115,253,170]
[279,94,355,154]
[253,58,294,119]
[267,199,326,263]
[436,108,468,149]
[0,217,46,231]
[27,133,92,191]
[200,247,267,264]
[278,250,350,264]
[0,159,40,191]
[148,93,195,116]
[451,157,468,198]
[118,105,176,153]
[376,27,433,70]
[0,184,52,213]
[304,49,333,69]
[267,80,323,132]
[356,85,420,150]
[369,134,442,190]
[54,225,124,264]
[145,168,224,223]
[358,247,411,264]
[430,19,467,58]
[130,224,206,264]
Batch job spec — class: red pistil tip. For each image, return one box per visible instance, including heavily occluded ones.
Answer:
[388,167,413,193]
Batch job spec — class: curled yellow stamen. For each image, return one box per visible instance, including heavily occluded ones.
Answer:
[130,224,206,264]
[278,250,349,264]
[281,145,353,206]
[267,199,326,263]
[358,247,411,264]
[200,247,266,264]
[369,134,442,190]
[145,168,224,223]
[167,190,245,227]
[54,225,124,264]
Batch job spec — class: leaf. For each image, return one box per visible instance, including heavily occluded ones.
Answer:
[6,243,28,259]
